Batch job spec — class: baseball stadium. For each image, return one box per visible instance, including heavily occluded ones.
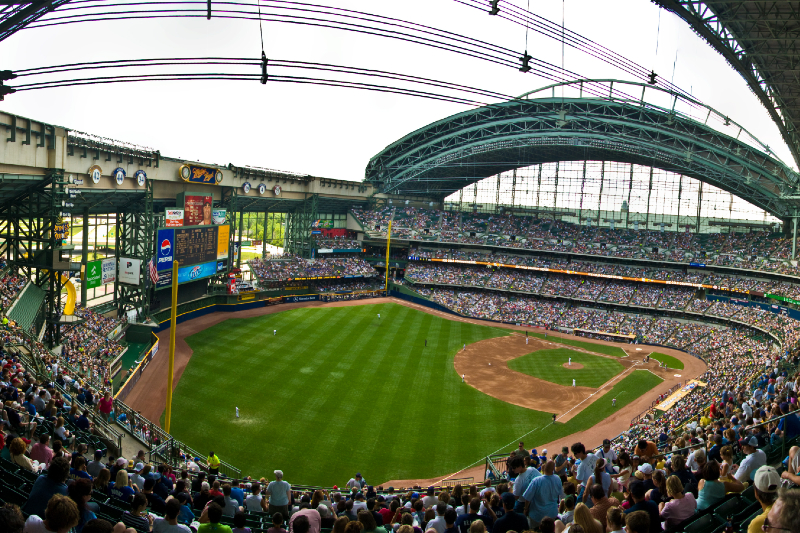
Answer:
[0,2,800,533]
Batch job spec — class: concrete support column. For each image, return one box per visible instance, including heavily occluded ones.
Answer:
[793,216,798,260]
[237,211,244,268]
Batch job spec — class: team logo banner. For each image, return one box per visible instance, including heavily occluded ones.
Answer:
[179,164,223,184]
[177,261,217,283]
[157,228,174,271]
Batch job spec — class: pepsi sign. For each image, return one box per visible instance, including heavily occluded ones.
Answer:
[157,228,174,271]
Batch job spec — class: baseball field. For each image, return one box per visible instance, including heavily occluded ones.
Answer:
[167,302,664,486]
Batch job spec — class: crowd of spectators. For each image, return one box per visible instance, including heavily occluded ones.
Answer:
[250,257,377,282]
[353,207,800,278]
[315,237,361,250]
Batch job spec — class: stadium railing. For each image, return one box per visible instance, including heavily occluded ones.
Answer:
[629,382,684,425]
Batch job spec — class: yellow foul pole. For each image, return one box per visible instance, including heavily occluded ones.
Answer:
[165,260,178,433]
[384,219,392,293]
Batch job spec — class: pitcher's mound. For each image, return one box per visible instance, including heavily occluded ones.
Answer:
[562,363,584,369]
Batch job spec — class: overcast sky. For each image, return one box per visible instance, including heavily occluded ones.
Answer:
[2,0,792,181]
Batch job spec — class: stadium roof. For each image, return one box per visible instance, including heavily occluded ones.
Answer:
[365,80,800,219]
[652,1,800,168]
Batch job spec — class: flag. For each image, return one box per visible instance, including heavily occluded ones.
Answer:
[148,257,158,284]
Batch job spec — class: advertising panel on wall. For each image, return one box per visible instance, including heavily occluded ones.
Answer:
[311,219,334,229]
[183,195,213,226]
[212,209,227,225]
[85,260,103,289]
[165,209,184,227]
[176,261,217,284]
[101,258,116,285]
[217,224,229,259]
[156,270,172,288]
[157,228,174,271]
[119,257,141,285]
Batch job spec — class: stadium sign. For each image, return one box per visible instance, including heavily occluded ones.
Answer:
[284,295,319,303]
[85,260,103,289]
[155,270,172,288]
[119,257,141,285]
[311,219,334,229]
[101,257,116,284]
[165,209,184,227]
[177,261,217,283]
[157,228,174,271]
[179,164,223,184]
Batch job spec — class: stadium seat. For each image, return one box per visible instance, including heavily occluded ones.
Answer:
[740,485,756,503]
[97,500,126,521]
[0,485,28,507]
[682,513,723,533]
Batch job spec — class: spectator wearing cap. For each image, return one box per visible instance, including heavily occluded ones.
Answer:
[635,463,655,493]
[86,449,104,478]
[735,436,767,483]
[492,493,527,533]
[521,460,562,529]
[347,473,366,490]
[131,463,146,490]
[422,487,439,509]
[748,466,780,533]
[553,447,570,477]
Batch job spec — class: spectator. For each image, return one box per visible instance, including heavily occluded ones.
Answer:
[143,478,167,515]
[23,456,70,517]
[765,488,800,533]
[152,498,191,533]
[68,478,97,533]
[331,516,349,533]
[245,483,267,513]
[289,506,321,533]
[198,502,232,533]
[657,476,695,530]
[555,503,602,533]
[291,515,312,533]
[93,469,112,496]
[622,482,661,533]
[0,503,24,533]
[109,468,136,503]
[422,487,438,509]
[10,437,39,472]
[571,443,598,502]
[222,484,241,517]
[606,507,625,533]
[491,493,526,533]
[30,434,54,468]
[231,511,250,533]
[624,510,651,533]
[268,513,288,533]
[522,460,562,528]
[23,494,80,533]
[587,484,619,530]
[267,470,291,517]
[735,437,767,483]
[697,461,742,511]
[454,498,493,533]
[357,510,386,533]
[747,466,780,533]
[86,450,105,478]
[121,493,153,532]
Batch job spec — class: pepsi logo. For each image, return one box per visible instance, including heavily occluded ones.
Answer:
[160,239,171,256]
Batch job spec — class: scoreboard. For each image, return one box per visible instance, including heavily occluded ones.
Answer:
[175,226,218,266]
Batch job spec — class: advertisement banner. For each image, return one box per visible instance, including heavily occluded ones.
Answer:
[217,261,226,272]
[184,195,213,226]
[212,209,227,225]
[157,228,175,271]
[311,219,334,229]
[156,270,173,288]
[55,222,70,240]
[654,380,707,412]
[101,258,116,285]
[177,261,217,284]
[165,209,184,227]
[284,295,319,303]
[217,224,229,259]
[119,257,141,285]
[86,259,103,289]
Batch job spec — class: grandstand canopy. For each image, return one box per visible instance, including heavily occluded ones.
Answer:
[653,1,800,169]
[365,81,800,220]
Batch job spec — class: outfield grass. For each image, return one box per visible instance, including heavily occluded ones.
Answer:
[528,333,629,357]
[508,348,625,388]
[170,304,666,485]
[648,352,684,370]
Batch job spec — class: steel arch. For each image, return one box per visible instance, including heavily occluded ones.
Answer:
[365,97,800,218]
